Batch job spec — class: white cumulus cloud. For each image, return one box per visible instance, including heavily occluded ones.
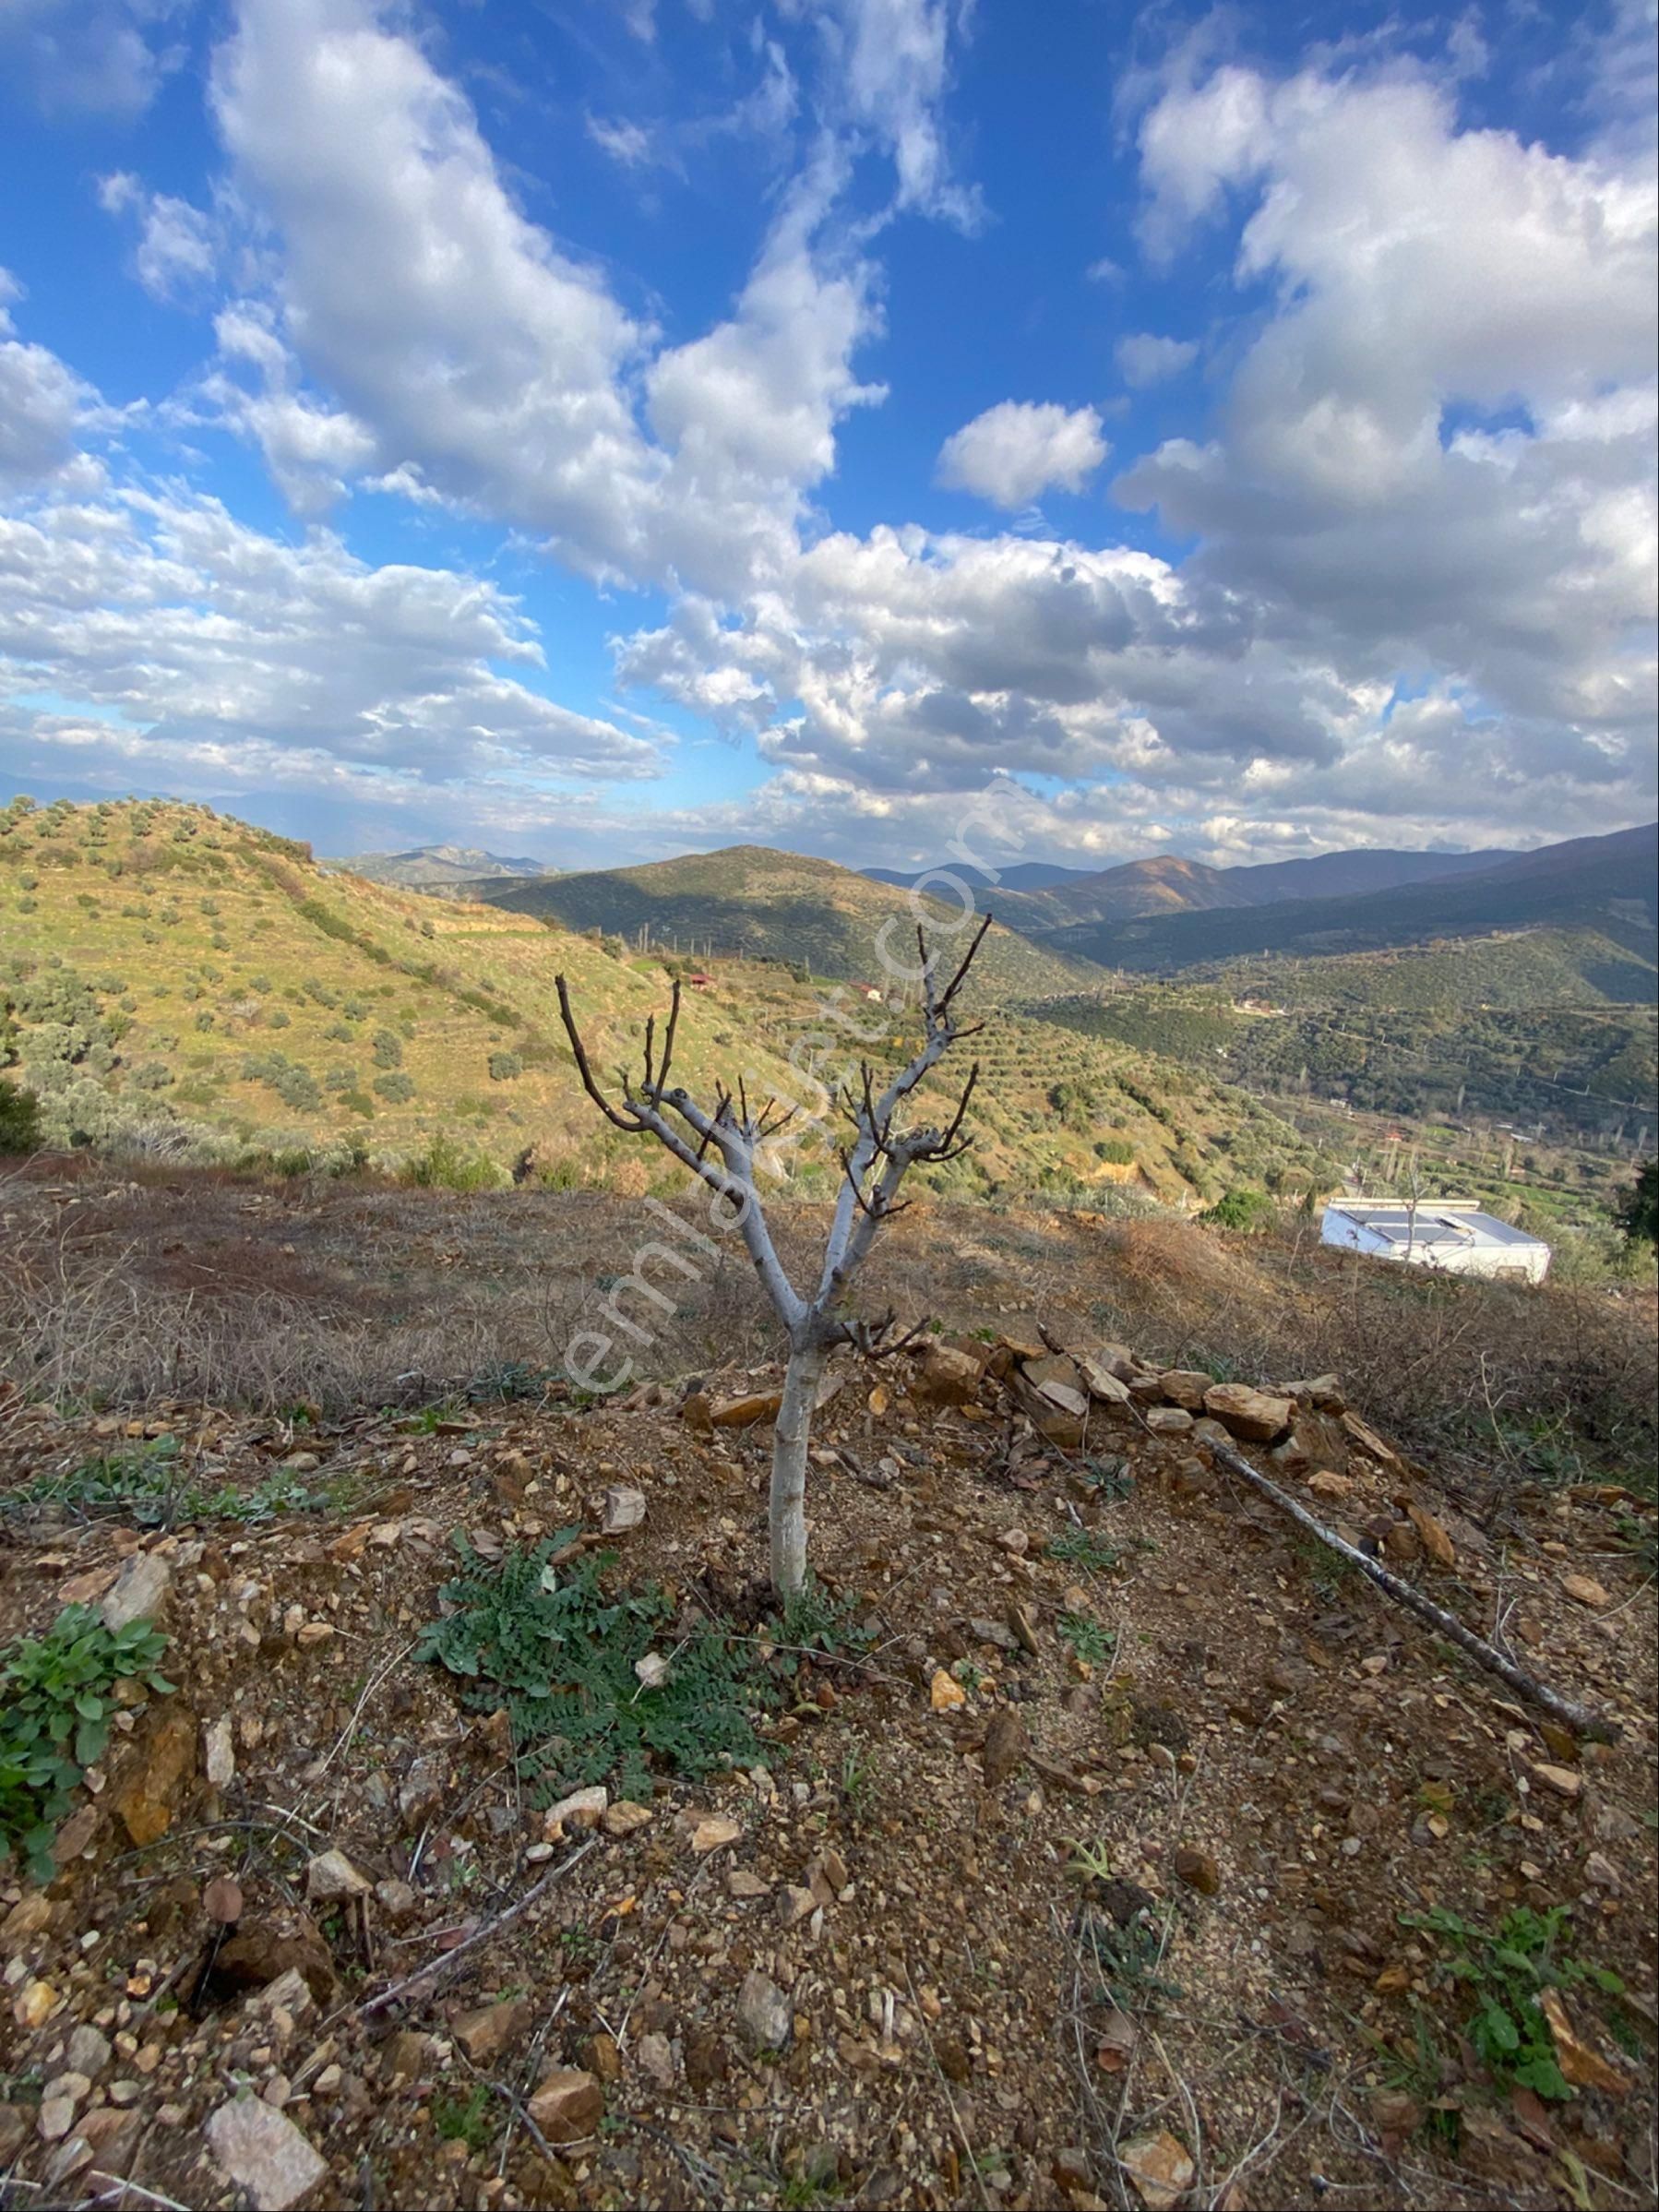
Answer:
[936,401,1109,509]
[1116,332,1198,388]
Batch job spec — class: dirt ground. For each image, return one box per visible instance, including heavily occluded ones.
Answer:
[0,1169,1654,2212]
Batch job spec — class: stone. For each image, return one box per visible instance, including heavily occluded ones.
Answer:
[1536,1987,1629,2096]
[981,1707,1028,1787]
[451,1997,532,2065]
[1,1893,54,1955]
[1405,1504,1456,1567]
[710,1393,783,1429]
[244,1968,316,2027]
[635,2031,676,2088]
[1173,1847,1220,1896]
[543,1786,608,1841]
[37,2096,79,2142]
[1158,1371,1213,1412]
[214,1911,337,2007]
[914,1344,983,1406]
[399,1755,446,1823]
[929,1669,967,1712]
[602,1486,647,1533]
[1583,1851,1621,1892]
[691,1813,743,1855]
[525,2067,603,2144]
[381,2030,431,2083]
[205,1875,245,1924]
[1307,1470,1353,1501]
[1071,1356,1133,1405]
[1117,2128,1196,2211]
[113,1706,197,1847]
[778,1884,818,1928]
[727,1868,772,1899]
[205,2095,329,2211]
[203,1717,235,1788]
[99,1553,171,1633]
[1202,1384,1293,1444]
[14,1979,60,2030]
[0,2107,29,2164]
[1144,1407,1193,1437]
[1342,1412,1404,1476]
[603,1799,653,1837]
[1562,1573,1610,1609]
[304,1849,370,1902]
[66,2026,112,2080]
[1531,1763,1582,1800]
[1382,1521,1422,1565]
[736,1969,793,2051]
[375,1878,418,1922]
[1077,1342,1139,1382]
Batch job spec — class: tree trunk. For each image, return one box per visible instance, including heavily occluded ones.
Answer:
[770,1344,825,1597]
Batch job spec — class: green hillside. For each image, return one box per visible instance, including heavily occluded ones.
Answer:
[1046,821,1659,973]
[479,843,1099,999]
[1029,929,1658,1140]
[1,798,1328,1205]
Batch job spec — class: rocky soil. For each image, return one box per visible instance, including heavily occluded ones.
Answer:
[1,1325,1654,2212]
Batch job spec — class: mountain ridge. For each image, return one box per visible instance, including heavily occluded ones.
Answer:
[1045,821,1659,975]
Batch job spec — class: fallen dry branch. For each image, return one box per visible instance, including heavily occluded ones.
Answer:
[359,1835,601,2016]
[1207,1436,1620,1741]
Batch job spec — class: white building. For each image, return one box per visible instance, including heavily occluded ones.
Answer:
[1319,1199,1551,1284]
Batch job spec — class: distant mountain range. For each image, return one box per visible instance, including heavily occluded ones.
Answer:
[477,843,1094,999]
[1046,821,1658,975]
[474,822,1656,992]
[865,843,1529,927]
[334,843,551,892]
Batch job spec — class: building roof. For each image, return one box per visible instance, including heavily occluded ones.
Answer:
[1324,1200,1548,1253]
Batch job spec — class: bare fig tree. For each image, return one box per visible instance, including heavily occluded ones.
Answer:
[555,916,989,1595]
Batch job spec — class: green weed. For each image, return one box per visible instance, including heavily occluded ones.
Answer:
[1057,1612,1116,1667]
[416,1536,780,1803]
[1,1605,173,1881]
[1076,1453,1135,1503]
[1045,1529,1123,1572]
[432,2085,497,2151]
[8,1440,329,1530]
[1402,1903,1624,2100]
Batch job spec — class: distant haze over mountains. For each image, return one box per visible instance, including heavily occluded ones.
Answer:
[865,843,1530,926]
[1044,821,1658,975]
[335,844,552,892]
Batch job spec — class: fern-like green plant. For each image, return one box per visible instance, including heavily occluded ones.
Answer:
[416,1536,779,1802]
[0,1606,174,1881]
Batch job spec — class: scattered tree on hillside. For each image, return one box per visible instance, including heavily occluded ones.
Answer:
[1617,1159,1658,1247]
[0,1077,42,1154]
[557,919,989,1595]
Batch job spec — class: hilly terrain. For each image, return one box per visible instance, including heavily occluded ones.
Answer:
[868,841,1531,929]
[334,844,551,893]
[1033,931,1658,1141]
[1044,821,1659,974]
[478,843,1097,999]
[1,797,1342,1206]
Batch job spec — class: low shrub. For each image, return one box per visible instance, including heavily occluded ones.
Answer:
[0,1606,174,1881]
[417,1536,780,1803]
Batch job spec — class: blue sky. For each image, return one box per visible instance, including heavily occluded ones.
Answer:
[0,0,1653,871]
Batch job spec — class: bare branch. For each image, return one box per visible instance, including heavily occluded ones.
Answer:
[935,911,994,1020]
[555,975,646,1133]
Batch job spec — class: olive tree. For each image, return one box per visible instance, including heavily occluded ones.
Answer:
[555,918,987,1595]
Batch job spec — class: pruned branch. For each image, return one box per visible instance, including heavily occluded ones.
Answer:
[1207,1434,1619,1741]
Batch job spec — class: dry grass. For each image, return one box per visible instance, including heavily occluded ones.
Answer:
[1,1161,1652,1493]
